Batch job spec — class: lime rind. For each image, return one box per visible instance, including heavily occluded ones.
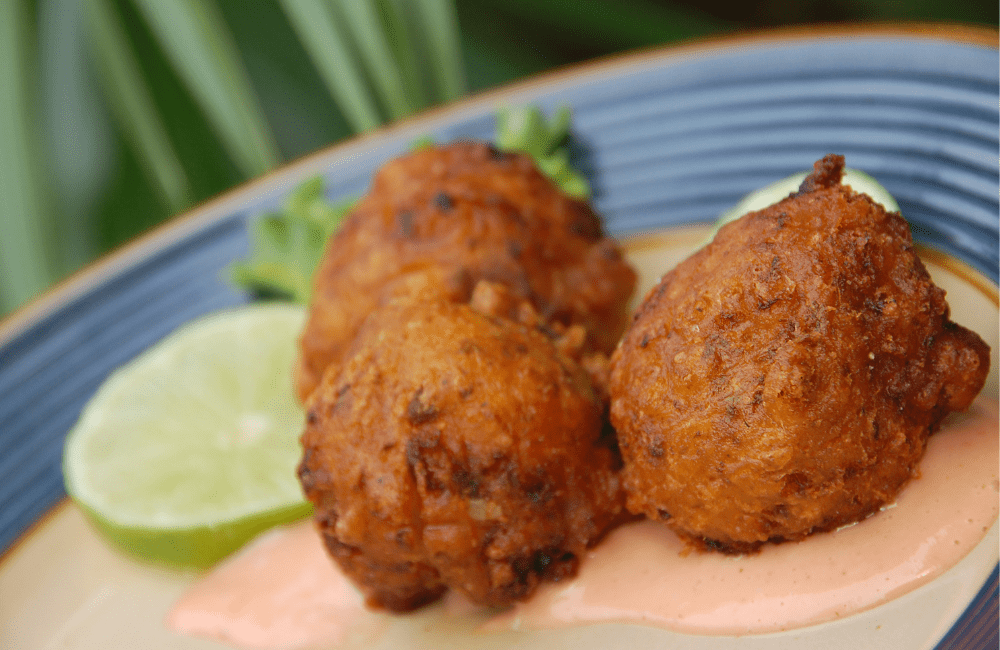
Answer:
[63,303,312,568]
[75,497,312,569]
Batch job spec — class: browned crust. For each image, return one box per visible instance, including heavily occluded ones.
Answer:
[609,155,991,551]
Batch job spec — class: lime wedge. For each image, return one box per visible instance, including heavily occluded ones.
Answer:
[706,168,900,244]
[63,304,312,569]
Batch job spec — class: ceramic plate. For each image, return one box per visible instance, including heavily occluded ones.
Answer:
[1,25,997,649]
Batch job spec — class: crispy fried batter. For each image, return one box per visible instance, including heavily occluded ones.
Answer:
[609,154,990,552]
[295,141,636,402]
[299,279,625,610]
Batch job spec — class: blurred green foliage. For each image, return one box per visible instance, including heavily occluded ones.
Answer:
[1,0,996,315]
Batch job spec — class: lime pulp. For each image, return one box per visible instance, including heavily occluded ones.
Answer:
[62,303,312,568]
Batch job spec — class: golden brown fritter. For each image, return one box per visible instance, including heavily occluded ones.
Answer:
[298,279,625,611]
[609,154,990,552]
[294,141,636,402]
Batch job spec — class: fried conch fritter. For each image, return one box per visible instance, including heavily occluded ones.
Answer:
[294,141,636,402]
[609,154,990,552]
[299,279,625,611]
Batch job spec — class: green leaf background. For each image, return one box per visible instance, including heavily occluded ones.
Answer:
[1,0,995,315]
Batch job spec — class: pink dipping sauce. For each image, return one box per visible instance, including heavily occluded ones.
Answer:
[168,398,998,646]
[488,398,999,634]
[166,521,372,649]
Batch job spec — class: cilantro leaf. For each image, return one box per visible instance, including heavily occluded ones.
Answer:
[230,177,353,302]
[495,105,590,199]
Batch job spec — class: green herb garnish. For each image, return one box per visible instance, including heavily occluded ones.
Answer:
[495,105,590,199]
[230,177,352,302]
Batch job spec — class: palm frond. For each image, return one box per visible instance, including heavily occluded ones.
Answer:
[378,0,430,109]
[277,0,383,132]
[332,0,415,120]
[476,0,723,48]
[411,0,466,101]
[85,0,193,212]
[38,0,114,275]
[0,0,57,312]
[131,0,281,176]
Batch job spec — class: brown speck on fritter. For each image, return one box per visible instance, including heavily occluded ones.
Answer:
[609,154,990,553]
[299,279,625,611]
[294,141,636,402]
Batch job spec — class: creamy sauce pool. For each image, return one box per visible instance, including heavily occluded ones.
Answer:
[168,398,998,647]
[166,522,366,649]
